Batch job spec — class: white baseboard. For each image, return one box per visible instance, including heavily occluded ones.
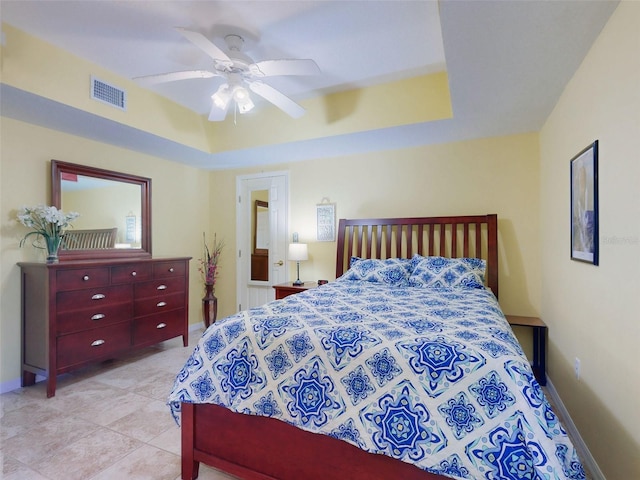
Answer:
[545,376,605,480]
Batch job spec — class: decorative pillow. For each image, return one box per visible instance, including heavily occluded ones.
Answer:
[336,257,412,286]
[408,255,486,289]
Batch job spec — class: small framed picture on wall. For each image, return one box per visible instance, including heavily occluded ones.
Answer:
[570,140,599,265]
[316,202,336,242]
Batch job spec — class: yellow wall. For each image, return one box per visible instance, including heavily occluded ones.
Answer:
[539,2,640,478]
[0,23,212,152]
[0,117,210,388]
[208,133,542,329]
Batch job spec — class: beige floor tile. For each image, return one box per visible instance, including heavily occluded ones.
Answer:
[46,380,152,426]
[91,444,180,480]
[134,369,181,401]
[30,427,142,480]
[0,402,64,443]
[147,423,181,456]
[2,414,101,465]
[0,387,48,415]
[2,453,50,480]
[108,398,176,442]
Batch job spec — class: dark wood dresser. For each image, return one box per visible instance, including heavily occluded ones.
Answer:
[18,257,191,397]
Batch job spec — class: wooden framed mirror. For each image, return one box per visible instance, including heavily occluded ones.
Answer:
[51,160,152,260]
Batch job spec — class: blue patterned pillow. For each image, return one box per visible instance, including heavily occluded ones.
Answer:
[336,257,412,286]
[408,255,486,289]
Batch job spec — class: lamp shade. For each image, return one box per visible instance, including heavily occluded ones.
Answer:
[288,243,308,262]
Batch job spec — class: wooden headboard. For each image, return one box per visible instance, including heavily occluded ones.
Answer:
[336,214,498,298]
[62,228,118,250]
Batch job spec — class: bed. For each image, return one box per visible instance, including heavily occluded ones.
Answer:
[168,215,585,480]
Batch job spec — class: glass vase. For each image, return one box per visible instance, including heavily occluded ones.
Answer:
[202,283,218,328]
[45,235,62,263]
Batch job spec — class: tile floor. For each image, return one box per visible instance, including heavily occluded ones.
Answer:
[1,328,592,480]
[0,329,237,480]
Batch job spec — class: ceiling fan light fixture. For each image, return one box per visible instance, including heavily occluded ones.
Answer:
[233,86,254,113]
[212,84,232,109]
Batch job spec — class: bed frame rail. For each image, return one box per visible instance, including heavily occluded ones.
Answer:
[336,214,498,297]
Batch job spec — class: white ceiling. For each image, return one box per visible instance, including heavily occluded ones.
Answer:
[0,0,619,170]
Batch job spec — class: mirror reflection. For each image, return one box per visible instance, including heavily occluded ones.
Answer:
[51,160,151,260]
[60,175,142,249]
[251,194,269,281]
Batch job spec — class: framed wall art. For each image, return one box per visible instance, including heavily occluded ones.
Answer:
[316,200,336,242]
[570,140,599,265]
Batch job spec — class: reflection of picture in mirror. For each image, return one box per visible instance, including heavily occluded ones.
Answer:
[125,213,137,244]
[61,175,142,248]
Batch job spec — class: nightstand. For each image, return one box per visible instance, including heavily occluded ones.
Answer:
[506,315,547,386]
[273,282,317,300]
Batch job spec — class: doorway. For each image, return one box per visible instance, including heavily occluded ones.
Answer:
[236,172,289,310]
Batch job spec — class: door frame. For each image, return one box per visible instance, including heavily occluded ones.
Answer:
[236,171,289,311]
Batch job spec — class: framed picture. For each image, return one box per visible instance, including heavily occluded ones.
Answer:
[316,202,336,242]
[570,140,599,265]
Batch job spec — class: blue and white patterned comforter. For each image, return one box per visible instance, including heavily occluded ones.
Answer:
[168,282,585,480]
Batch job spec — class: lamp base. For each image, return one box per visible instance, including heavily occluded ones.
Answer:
[292,261,303,286]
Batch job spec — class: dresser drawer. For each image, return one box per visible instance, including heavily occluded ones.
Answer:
[57,285,133,313]
[132,309,185,346]
[56,267,110,291]
[153,260,187,279]
[57,302,132,335]
[57,322,131,369]
[111,263,152,284]
[134,292,184,317]
[134,277,185,299]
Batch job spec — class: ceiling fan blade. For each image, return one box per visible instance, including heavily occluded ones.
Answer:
[133,70,219,85]
[249,59,320,77]
[248,81,306,118]
[175,27,232,65]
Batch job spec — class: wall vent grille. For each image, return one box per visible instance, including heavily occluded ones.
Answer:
[91,76,126,111]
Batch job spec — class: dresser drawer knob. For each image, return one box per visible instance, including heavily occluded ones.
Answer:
[157,284,167,290]
[157,301,167,307]
[169,267,175,273]
[131,271,137,276]
[83,275,90,281]
[91,313,105,321]
[91,293,106,300]
[91,339,105,347]
[156,323,167,329]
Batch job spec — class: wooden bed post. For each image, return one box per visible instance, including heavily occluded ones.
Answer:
[486,214,499,299]
[181,403,199,480]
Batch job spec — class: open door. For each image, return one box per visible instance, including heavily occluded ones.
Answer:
[236,172,289,310]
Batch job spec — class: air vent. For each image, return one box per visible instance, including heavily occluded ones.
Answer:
[91,76,126,111]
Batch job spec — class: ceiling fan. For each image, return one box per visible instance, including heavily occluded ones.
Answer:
[134,28,321,121]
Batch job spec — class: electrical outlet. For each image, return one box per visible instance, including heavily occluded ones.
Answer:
[574,357,581,379]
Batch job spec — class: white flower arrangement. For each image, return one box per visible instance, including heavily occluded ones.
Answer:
[17,205,80,255]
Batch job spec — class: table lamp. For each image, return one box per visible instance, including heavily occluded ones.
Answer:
[288,243,308,286]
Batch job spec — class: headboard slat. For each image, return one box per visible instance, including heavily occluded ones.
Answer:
[336,215,499,298]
